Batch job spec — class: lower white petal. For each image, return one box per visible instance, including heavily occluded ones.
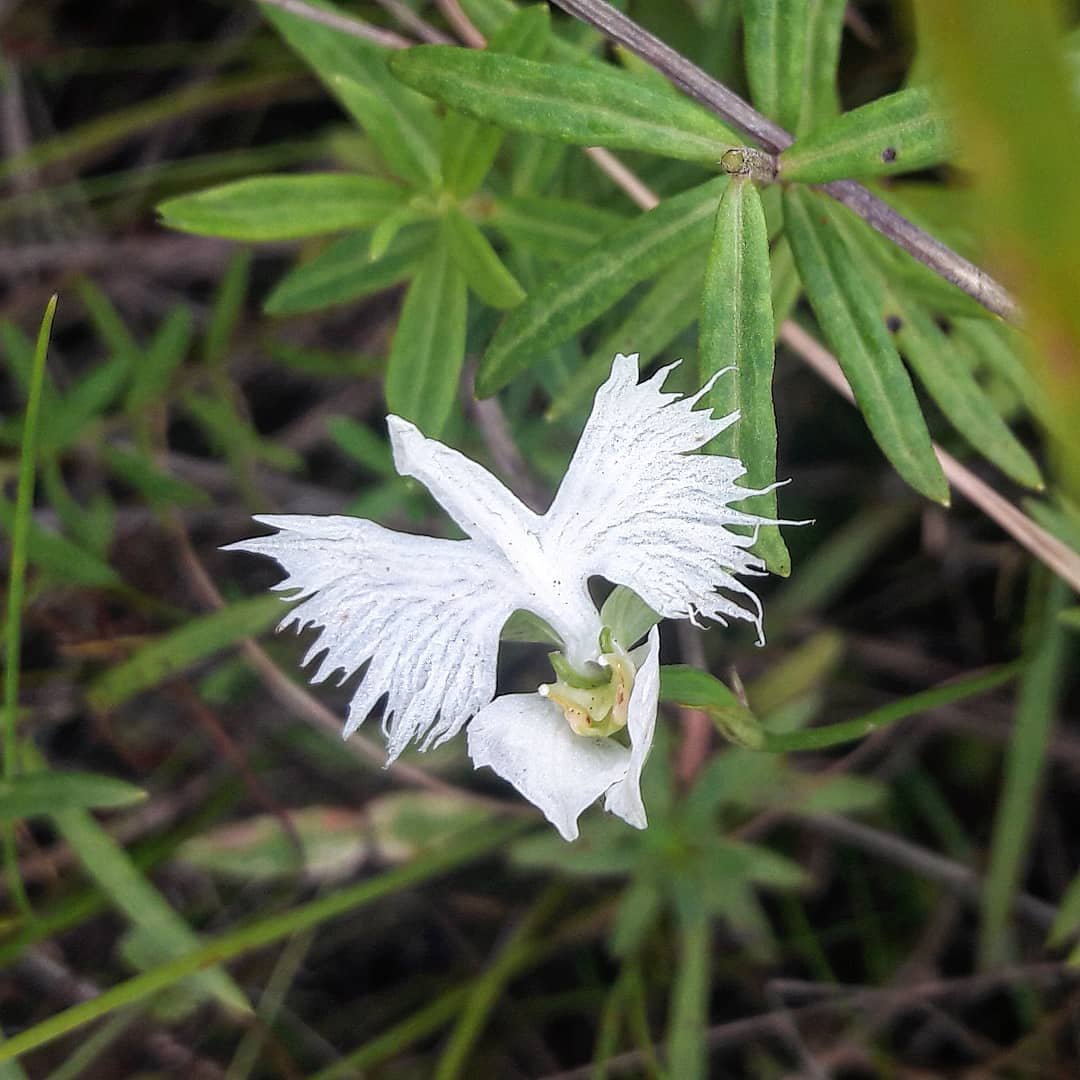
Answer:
[467,694,630,841]
[604,625,661,830]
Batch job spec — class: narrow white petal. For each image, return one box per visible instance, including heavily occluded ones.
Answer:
[544,356,781,643]
[389,416,601,664]
[225,515,525,759]
[467,694,630,841]
[604,625,660,829]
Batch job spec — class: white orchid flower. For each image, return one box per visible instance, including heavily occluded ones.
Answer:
[227,353,784,840]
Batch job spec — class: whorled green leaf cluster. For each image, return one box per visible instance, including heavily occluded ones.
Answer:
[158,0,1049,581]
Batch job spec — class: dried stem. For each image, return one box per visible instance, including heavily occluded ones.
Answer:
[254,0,412,49]
[550,0,1019,322]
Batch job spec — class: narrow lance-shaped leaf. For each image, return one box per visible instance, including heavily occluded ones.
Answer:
[783,186,948,504]
[386,225,468,436]
[442,4,551,197]
[261,0,440,181]
[390,49,741,164]
[331,74,441,190]
[742,0,809,131]
[264,225,432,316]
[798,0,846,133]
[88,594,286,711]
[479,175,728,395]
[0,772,145,820]
[51,805,250,1015]
[443,207,526,310]
[781,86,953,183]
[488,196,627,263]
[700,177,789,575]
[888,295,1043,490]
[157,174,407,241]
[547,252,705,422]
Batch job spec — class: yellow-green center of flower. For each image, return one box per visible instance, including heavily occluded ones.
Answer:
[539,631,635,738]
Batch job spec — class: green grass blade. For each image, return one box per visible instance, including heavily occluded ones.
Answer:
[763,663,1020,752]
[49,804,250,1015]
[700,177,788,575]
[385,225,468,436]
[87,594,285,711]
[479,175,727,395]
[783,186,948,503]
[979,576,1072,967]
[0,772,145,820]
[158,174,407,240]
[0,821,526,1065]
[3,297,56,912]
[204,251,251,366]
[390,49,740,163]
[781,87,952,182]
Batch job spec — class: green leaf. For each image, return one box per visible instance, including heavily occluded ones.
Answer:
[1049,867,1080,948]
[699,178,788,575]
[599,586,660,649]
[742,0,844,133]
[479,175,728,395]
[366,791,498,864]
[179,806,368,884]
[798,0,846,134]
[742,0,810,131]
[0,494,121,589]
[385,226,468,436]
[264,225,431,315]
[203,250,250,365]
[889,297,1043,490]
[390,48,741,164]
[326,416,394,474]
[0,771,145,820]
[762,663,1018,752]
[547,253,705,423]
[50,804,249,1015]
[101,446,211,510]
[330,74,441,189]
[157,174,407,240]
[660,664,764,749]
[781,87,952,183]
[442,4,552,197]
[261,0,440,173]
[0,822,526,1065]
[126,305,193,412]
[87,594,286,711]
[783,186,948,503]
[444,207,526,310]
[488,195,627,263]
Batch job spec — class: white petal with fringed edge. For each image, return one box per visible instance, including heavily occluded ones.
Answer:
[227,353,791,835]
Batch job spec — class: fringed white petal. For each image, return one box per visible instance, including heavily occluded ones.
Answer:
[389,414,601,665]
[224,515,526,760]
[544,353,777,645]
[467,693,631,841]
[603,625,661,830]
